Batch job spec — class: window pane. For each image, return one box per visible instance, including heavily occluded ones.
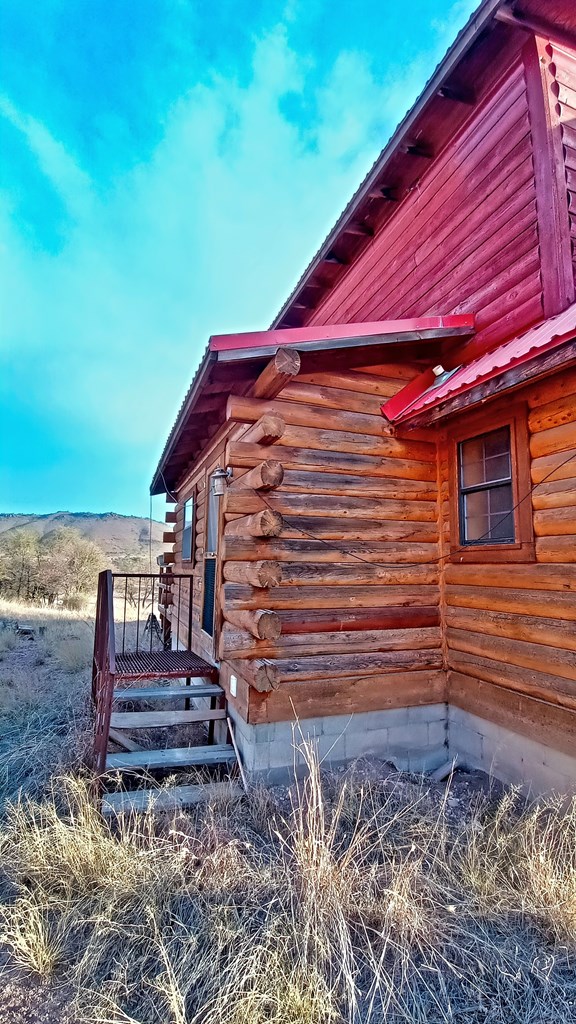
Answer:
[463,490,489,541]
[483,427,510,459]
[182,498,194,561]
[460,427,512,487]
[488,484,514,540]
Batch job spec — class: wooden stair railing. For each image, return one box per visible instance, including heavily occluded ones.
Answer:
[92,569,116,774]
[91,570,244,811]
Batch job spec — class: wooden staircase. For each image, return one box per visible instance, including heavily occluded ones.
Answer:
[92,571,243,814]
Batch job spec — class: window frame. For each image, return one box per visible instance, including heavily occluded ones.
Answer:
[181,491,196,563]
[447,403,534,564]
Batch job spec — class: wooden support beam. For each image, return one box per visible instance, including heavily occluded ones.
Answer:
[229,460,284,492]
[242,413,286,446]
[165,511,178,524]
[223,560,282,587]
[402,141,433,158]
[368,186,399,201]
[162,531,174,543]
[344,222,374,237]
[322,251,347,265]
[109,728,143,752]
[224,608,281,640]
[250,348,301,400]
[224,509,283,539]
[496,5,576,51]
[438,83,475,104]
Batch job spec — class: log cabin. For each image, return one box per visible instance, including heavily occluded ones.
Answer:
[94,0,576,799]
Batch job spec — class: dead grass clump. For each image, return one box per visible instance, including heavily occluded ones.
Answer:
[1,741,576,1022]
[0,597,94,811]
[0,630,17,654]
[57,634,93,674]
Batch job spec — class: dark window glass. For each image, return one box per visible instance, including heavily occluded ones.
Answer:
[182,497,194,561]
[202,558,217,636]
[458,426,514,545]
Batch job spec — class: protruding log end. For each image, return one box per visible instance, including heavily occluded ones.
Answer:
[224,560,283,587]
[241,413,286,446]
[233,459,284,491]
[225,607,281,640]
[250,348,301,400]
[229,658,280,692]
[252,660,280,692]
[225,509,283,539]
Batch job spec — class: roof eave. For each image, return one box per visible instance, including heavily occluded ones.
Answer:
[150,348,216,497]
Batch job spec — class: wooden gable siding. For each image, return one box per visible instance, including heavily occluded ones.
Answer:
[553,42,576,286]
[440,368,576,755]
[221,362,445,724]
[305,51,543,351]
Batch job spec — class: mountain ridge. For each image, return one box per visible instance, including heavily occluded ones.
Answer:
[0,512,165,564]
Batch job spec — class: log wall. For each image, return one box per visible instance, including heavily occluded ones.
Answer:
[222,361,445,723]
[440,369,576,754]
[305,48,543,352]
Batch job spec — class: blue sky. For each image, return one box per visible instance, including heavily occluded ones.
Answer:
[0,0,477,519]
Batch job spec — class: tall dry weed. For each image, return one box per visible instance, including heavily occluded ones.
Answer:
[1,745,575,1023]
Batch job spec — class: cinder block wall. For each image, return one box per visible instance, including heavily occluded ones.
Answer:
[228,704,448,785]
[448,706,576,796]
[227,702,576,795]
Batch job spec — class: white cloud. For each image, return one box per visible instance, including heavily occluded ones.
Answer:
[0,0,475,512]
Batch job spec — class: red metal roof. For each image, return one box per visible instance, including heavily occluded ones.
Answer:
[210,316,474,355]
[151,315,474,495]
[382,301,576,424]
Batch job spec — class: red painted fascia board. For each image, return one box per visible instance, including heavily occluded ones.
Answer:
[209,315,474,353]
[381,367,438,422]
[383,318,576,425]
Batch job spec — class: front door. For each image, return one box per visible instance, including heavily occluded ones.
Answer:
[201,457,223,657]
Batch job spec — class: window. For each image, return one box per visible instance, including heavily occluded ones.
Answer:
[182,495,195,562]
[448,404,534,564]
[458,426,514,545]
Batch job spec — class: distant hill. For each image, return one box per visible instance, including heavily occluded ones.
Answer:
[0,512,165,566]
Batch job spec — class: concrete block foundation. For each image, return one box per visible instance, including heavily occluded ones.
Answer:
[448,706,576,797]
[227,704,448,785]
[225,703,576,794]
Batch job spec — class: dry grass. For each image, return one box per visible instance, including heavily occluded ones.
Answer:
[0,750,575,1023]
[1,597,576,1022]
[0,597,93,812]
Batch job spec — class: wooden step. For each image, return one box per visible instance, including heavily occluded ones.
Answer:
[105,744,235,772]
[113,683,222,702]
[110,708,227,729]
[102,781,243,815]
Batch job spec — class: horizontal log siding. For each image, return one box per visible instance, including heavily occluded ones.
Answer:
[442,370,576,754]
[224,366,443,723]
[553,43,576,287]
[307,53,543,351]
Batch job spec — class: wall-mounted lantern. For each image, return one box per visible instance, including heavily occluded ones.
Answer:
[211,466,233,496]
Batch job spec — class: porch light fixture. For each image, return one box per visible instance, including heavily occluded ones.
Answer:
[211,466,233,496]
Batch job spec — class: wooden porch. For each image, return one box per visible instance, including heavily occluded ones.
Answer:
[92,570,240,812]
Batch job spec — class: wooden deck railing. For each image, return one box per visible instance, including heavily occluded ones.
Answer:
[91,571,194,773]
